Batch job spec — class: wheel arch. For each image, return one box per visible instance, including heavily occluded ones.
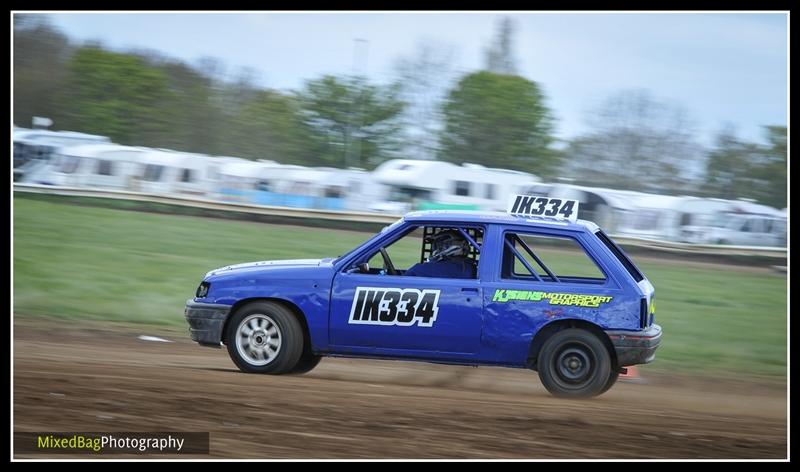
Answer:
[222,297,312,352]
[527,318,617,371]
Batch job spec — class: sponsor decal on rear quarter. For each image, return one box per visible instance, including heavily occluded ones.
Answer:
[492,289,613,308]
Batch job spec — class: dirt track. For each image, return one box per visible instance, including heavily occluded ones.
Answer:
[13,318,787,459]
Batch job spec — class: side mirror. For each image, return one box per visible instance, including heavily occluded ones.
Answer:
[357,262,369,273]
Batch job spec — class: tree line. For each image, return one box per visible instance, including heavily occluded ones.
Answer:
[13,15,786,208]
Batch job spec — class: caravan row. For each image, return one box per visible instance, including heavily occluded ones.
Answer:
[519,183,787,247]
[217,161,385,211]
[14,133,786,247]
[20,145,548,214]
[23,144,234,196]
[19,143,386,211]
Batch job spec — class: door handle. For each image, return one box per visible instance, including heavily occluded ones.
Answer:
[461,287,479,292]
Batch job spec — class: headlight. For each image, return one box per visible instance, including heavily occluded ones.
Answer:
[196,282,210,298]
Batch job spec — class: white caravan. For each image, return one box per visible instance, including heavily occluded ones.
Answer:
[14,129,111,181]
[681,200,787,247]
[521,183,643,234]
[217,159,282,202]
[616,196,786,246]
[330,168,387,212]
[369,159,541,213]
[263,165,387,211]
[24,143,147,189]
[217,163,386,211]
[133,150,222,196]
[615,194,710,242]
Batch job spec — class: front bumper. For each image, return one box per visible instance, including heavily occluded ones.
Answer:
[184,299,231,347]
[605,324,662,367]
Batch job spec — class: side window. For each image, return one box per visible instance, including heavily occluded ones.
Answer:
[502,232,606,284]
[96,160,114,176]
[485,183,496,200]
[365,226,426,273]
[453,181,471,196]
[358,225,483,279]
[632,210,660,230]
[143,165,165,182]
[180,168,194,183]
[324,186,345,198]
[60,156,82,174]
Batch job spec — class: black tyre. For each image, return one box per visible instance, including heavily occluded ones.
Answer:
[537,328,612,398]
[290,351,322,374]
[599,370,620,395]
[225,301,304,374]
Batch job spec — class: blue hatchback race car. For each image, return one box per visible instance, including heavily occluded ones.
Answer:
[185,195,662,398]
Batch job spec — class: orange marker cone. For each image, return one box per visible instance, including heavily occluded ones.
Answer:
[619,366,647,384]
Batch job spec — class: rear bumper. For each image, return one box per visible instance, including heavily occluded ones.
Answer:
[605,324,662,367]
[184,299,231,347]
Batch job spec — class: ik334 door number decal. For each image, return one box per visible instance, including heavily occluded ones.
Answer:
[348,287,441,327]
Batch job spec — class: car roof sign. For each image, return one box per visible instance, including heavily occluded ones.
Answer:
[507,194,580,223]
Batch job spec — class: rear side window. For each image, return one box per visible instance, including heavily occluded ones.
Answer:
[501,232,606,284]
[595,230,644,282]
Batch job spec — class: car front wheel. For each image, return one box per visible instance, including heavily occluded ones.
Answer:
[537,328,612,398]
[225,301,304,374]
[290,351,322,374]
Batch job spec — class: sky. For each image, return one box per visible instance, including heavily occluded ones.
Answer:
[44,12,788,147]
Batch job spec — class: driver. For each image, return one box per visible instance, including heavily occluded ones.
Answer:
[405,229,476,279]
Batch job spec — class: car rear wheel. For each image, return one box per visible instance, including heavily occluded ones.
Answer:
[537,328,612,398]
[225,301,304,374]
[599,370,620,394]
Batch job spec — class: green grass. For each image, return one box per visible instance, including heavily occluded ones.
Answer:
[634,259,787,377]
[13,196,787,377]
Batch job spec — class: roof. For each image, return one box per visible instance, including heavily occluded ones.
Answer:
[372,159,540,189]
[220,160,279,178]
[402,210,597,232]
[14,129,111,143]
[725,200,784,217]
[545,183,643,211]
[627,194,688,210]
[137,150,208,167]
[60,143,141,157]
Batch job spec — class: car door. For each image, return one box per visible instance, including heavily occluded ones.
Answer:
[329,224,484,357]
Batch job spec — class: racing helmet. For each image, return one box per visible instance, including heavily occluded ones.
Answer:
[428,229,470,261]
